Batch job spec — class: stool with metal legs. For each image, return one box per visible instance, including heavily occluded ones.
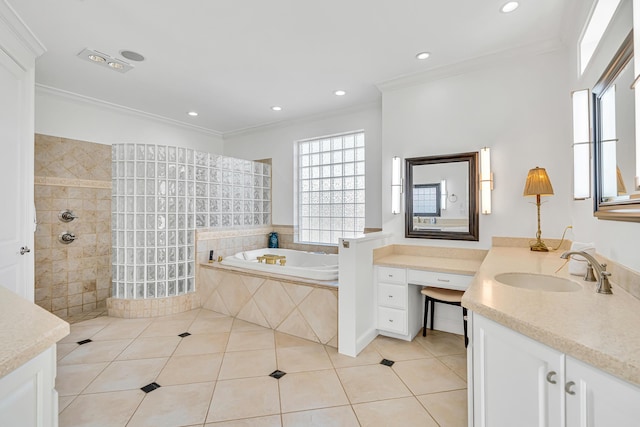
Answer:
[421,287,468,348]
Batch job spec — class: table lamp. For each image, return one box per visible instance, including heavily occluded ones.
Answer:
[523,167,554,252]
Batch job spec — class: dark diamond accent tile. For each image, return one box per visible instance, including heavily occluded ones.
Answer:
[269,370,286,379]
[380,358,395,367]
[141,382,161,393]
[77,339,92,345]
[178,332,191,338]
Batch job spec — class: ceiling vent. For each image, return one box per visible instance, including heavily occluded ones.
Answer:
[77,48,134,73]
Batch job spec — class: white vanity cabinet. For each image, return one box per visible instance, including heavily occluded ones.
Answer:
[0,346,58,427]
[375,265,472,341]
[471,313,640,427]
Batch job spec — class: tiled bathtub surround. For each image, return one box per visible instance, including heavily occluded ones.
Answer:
[199,266,338,347]
[34,134,112,317]
[196,226,271,262]
[111,144,272,300]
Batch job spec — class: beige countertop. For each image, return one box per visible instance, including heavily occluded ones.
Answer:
[0,287,69,379]
[462,247,640,387]
[373,245,487,276]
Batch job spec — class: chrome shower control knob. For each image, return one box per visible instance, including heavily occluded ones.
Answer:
[59,232,76,244]
[58,210,78,222]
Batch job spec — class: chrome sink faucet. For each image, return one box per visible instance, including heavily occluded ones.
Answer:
[560,251,612,294]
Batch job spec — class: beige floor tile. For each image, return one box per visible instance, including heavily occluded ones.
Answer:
[84,357,168,393]
[274,331,319,348]
[440,353,468,380]
[226,329,275,352]
[282,406,359,427]
[58,339,133,365]
[117,336,182,360]
[353,396,439,427]
[58,324,107,344]
[154,308,201,322]
[189,316,234,334]
[90,318,152,341]
[71,316,115,327]
[418,389,468,427]
[336,364,411,404]
[139,319,193,338]
[279,369,349,413]
[128,382,215,427]
[207,377,280,423]
[59,389,145,427]
[326,344,382,369]
[218,349,276,380]
[197,309,230,320]
[157,353,224,385]
[392,358,466,395]
[57,343,78,361]
[232,318,270,332]
[372,335,433,361]
[58,395,76,413]
[56,362,108,396]
[416,331,466,356]
[173,333,229,356]
[276,344,332,373]
[205,414,282,426]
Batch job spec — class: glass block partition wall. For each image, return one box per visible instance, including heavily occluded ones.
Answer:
[111,144,271,299]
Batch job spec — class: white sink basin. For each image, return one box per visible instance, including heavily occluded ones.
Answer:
[495,273,582,292]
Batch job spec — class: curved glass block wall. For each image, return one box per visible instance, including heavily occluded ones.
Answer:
[111,144,271,299]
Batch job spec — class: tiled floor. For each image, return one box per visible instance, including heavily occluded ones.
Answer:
[57,308,467,427]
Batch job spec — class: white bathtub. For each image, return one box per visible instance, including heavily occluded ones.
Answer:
[221,248,339,282]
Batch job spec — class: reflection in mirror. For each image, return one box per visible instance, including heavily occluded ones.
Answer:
[405,152,479,241]
[593,31,640,221]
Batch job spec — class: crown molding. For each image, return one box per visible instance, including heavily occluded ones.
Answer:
[223,99,381,139]
[376,38,566,93]
[36,84,223,137]
[0,0,46,64]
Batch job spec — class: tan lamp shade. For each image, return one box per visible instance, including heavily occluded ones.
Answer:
[523,167,554,196]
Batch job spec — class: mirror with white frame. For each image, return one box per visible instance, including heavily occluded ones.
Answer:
[405,152,479,240]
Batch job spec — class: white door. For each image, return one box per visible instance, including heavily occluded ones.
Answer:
[0,48,35,301]
[472,314,565,427]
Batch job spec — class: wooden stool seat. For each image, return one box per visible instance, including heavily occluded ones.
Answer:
[421,286,468,347]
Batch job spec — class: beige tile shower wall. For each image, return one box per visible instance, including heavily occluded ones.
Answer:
[34,134,112,317]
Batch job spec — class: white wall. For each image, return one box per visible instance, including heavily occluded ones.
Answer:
[380,49,573,249]
[223,104,382,228]
[35,86,224,152]
[565,0,640,272]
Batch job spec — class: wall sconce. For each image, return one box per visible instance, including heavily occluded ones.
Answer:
[571,89,591,199]
[392,156,402,214]
[440,179,447,210]
[480,147,493,214]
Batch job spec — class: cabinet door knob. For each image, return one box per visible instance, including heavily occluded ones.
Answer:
[565,381,576,395]
[389,319,394,323]
[546,371,557,384]
[19,246,31,255]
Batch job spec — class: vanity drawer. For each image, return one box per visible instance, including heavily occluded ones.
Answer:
[378,283,407,309]
[407,269,473,291]
[377,267,406,284]
[377,306,407,334]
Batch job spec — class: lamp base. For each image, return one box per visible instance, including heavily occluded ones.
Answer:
[530,239,549,252]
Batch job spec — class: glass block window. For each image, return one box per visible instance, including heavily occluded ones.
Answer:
[112,143,271,300]
[296,131,365,245]
[413,183,441,216]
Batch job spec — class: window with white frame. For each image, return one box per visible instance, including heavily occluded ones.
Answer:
[579,0,622,75]
[296,131,365,245]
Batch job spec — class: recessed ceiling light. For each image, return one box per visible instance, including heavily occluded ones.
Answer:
[500,1,519,13]
[187,111,198,117]
[108,62,124,70]
[415,52,431,60]
[271,106,282,111]
[88,54,106,63]
[334,90,347,96]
